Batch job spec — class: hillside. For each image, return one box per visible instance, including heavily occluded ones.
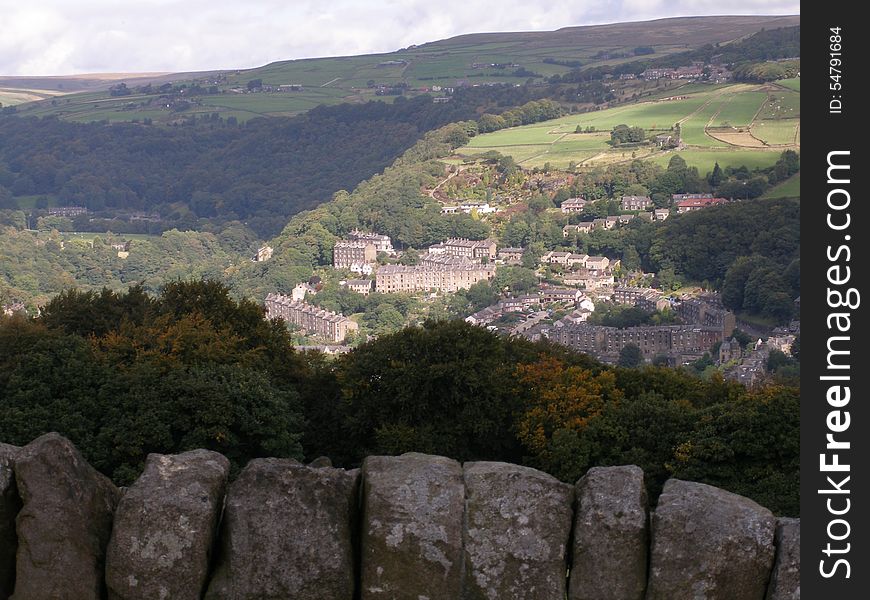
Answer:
[3,15,798,124]
[458,80,800,172]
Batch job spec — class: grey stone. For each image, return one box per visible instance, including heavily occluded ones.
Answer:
[462,461,574,600]
[569,465,648,600]
[205,458,359,600]
[105,450,230,600]
[309,456,333,468]
[360,453,465,600]
[0,444,21,600]
[646,479,776,600]
[11,432,120,600]
[765,518,800,600]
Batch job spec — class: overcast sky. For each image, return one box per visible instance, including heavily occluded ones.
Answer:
[1,0,799,76]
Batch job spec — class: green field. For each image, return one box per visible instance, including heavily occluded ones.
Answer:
[751,119,799,145]
[1,88,62,106]
[679,95,731,147]
[458,82,798,171]
[776,78,801,92]
[757,90,800,119]
[647,149,784,173]
[710,91,767,127]
[762,172,800,198]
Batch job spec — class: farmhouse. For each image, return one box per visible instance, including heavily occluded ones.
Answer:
[541,251,571,265]
[567,253,589,267]
[497,247,524,263]
[253,245,273,262]
[342,279,374,295]
[675,197,728,213]
[560,197,588,213]
[586,256,610,271]
[47,206,87,217]
[620,195,652,211]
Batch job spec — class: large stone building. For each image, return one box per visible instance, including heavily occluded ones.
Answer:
[333,240,377,270]
[348,230,394,254]
[427,238,497,261]
[612,286,668,311]
[376,262,495,294]
[620,195,652,211]
[675,297,736,333]
[264,294,358,342]
[549,323,724,363]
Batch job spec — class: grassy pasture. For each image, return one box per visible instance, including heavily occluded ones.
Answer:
[647,149,784,173]
[679,96,731,147]
[776,78,801,92]
[750,119,800,145]
[458,83,798,170]
[710,91,767,127]
[757,90,800,119]
[762,172,800,198]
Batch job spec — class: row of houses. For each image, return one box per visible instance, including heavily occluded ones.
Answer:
[561,195,654,213]
[439,202,500,215]
[547,323,725,364]
[264,294,358,343]
[427,238,497,261]
[541,252,612,271]
[333,230,395,272]
[376,261,496,294]
[466,289,595,327]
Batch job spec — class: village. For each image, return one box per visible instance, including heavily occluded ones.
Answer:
[259,181,796,386]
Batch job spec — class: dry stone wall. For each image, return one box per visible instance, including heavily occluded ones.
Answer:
[0,433,799,600]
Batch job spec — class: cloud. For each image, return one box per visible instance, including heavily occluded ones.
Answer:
[0,0,799,76]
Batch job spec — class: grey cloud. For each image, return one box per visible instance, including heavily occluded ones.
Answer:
[0,0,799,76]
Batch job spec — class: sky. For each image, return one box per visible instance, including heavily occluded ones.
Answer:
[0,0,799,77]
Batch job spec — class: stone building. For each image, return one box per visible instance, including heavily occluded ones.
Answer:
[675,298,736,334]
[342,279,374,295]
[348,230,393,254]
[560,197,588,213]
[264,294,358,342]
[549,323,724,363]
[427,238,497,261]
[376,262,495,294]
[333,240,377,269]
[620,195,652,211]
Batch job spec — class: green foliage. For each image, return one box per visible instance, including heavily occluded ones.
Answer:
[0,293,799,514]
[670,385,799,515]
[618,343,644,367]
[649,197,799,288]
[610,124,646,145]
[0,280,306,484]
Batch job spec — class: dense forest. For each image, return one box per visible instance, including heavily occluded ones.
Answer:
[0,88,562,238]
[0,280,799,515]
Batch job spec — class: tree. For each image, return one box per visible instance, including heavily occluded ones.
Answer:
[515,356,621,479]
[618,344,644,367]
[708,162,723,187]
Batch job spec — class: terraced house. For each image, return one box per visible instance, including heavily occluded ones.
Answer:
[264,294,358,343]
[376,261,495,293]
